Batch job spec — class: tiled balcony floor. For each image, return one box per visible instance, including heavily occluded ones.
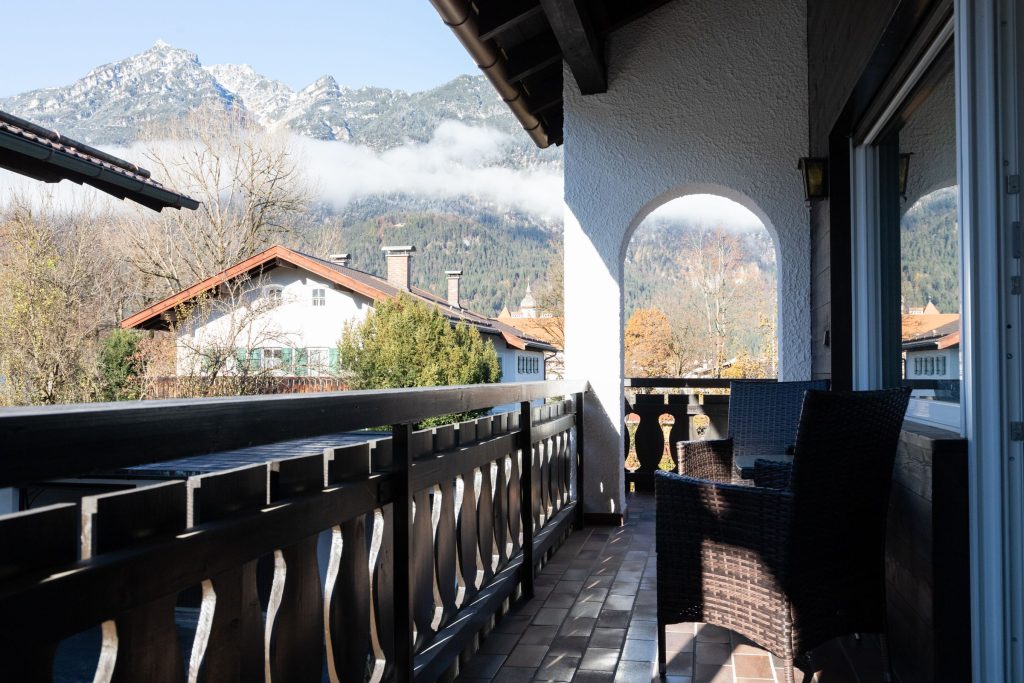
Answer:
[457,494,881,683]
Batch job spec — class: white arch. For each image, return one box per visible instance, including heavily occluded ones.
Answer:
[619,182,782,270]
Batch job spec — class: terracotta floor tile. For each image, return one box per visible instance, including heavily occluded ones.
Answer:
[492,667,537,683]
[620,638,657,662]
[694,641,732,666]
[559,616,597,637]
[572,671,615,682]
[579,647,621,672]
[693,663,734,683]
[625,620,657,641]
[506,644,550,668]
[695,623,732,643]
[535,654,581,682]
[611,659,656,683]
[533,607,570,626]
[590,628,626,649]
[733,653,774,678]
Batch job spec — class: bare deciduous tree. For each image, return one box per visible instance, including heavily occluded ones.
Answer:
[118,107,309,298]
[153,274,309,397]
[0,197,116,404]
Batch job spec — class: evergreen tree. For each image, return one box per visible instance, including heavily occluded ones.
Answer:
[338,294,501,425]
[98,329,145,401]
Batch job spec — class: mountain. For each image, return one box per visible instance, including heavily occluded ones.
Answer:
[0,41,531,154]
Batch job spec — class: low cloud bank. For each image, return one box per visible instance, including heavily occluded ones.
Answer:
[294,121,564,220]
[0,120,566,221]
[644,194,766,232]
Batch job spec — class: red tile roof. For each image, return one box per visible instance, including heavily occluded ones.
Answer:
[121,245,556,352]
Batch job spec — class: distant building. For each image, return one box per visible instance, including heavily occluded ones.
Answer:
[122,245,554,386]
[497,284,564,379]
[902,308,960,400]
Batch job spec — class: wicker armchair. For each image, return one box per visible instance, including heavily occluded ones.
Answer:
[656,387,911,683]
[676,380,828,483]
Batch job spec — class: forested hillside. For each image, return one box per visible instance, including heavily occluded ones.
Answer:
[901,187,959,313]
[294,200,556,315]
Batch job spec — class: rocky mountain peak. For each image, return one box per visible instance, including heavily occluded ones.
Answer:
[0,42,553,161]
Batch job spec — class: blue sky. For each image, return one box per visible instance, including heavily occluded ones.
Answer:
[0,1,478,97]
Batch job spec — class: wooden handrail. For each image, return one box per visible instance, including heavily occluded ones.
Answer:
[0,379,588,487]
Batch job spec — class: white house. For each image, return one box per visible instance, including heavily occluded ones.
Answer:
[121,244,554,384]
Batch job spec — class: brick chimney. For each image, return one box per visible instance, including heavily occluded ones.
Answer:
[446,270,463,308]
[382,245,415,290]
[329,253,350,267]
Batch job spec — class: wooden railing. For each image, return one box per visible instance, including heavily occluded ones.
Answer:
[0,380,588,682]
[623,378,775,490]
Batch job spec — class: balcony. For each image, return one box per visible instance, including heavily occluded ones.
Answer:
[1,377,964,683]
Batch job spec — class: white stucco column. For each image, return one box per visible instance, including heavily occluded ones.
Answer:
[561,0,811,517]
[564,209,626,516]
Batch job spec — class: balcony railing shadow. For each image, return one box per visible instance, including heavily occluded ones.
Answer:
[0,380,588,683]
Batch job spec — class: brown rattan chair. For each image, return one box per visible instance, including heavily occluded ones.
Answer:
[655,387,911,682]
[675,380,828,483]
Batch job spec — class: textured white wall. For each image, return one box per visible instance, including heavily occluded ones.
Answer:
[563,0,810,515]
[900,70,957,214]
[176,268,370,374]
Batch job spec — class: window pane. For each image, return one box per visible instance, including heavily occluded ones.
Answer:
[895,67,960,406]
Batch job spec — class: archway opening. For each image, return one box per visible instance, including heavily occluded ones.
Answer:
[623,194,779,382]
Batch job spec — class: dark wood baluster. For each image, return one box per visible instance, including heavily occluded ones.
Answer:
[373,501,396,681]
[324,443,373,683]
[633,395,668,490]
[550,432,563,513]
[531,407,544,532]
[266,454,326,683]
[0,503,78,680]
[666,399,690,470]
[493,447,509,569]
[477,414,496,579]
[563,428,573,507]
[456,420,480,604]
[432,425,459,626]
[411,429,436,651]
[187,464,267,683]
[518,401,535,599]
[507,449,522,557]
[477,457,496,585]
[82,481,188,683]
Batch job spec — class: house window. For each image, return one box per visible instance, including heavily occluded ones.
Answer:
[307,347,329,374]
[263,285,284,302]
[312,288,326,307]
[262,348,283,370]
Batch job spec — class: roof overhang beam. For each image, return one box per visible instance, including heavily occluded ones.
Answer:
[538,0,607,94]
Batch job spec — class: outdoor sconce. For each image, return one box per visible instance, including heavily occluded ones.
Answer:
[798,157,829,200]
[898,152,913,199]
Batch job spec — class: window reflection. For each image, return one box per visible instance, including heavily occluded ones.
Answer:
[895,69,960,405]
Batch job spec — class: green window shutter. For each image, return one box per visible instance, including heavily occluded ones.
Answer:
[329,347,340,374]
[249,348,261,371]
[296,348,309,377]
[235,348,247,372]
[281,347,293,372]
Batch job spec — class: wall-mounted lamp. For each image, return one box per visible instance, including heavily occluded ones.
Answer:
[898,152,913,200]
[798,157,829,200]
